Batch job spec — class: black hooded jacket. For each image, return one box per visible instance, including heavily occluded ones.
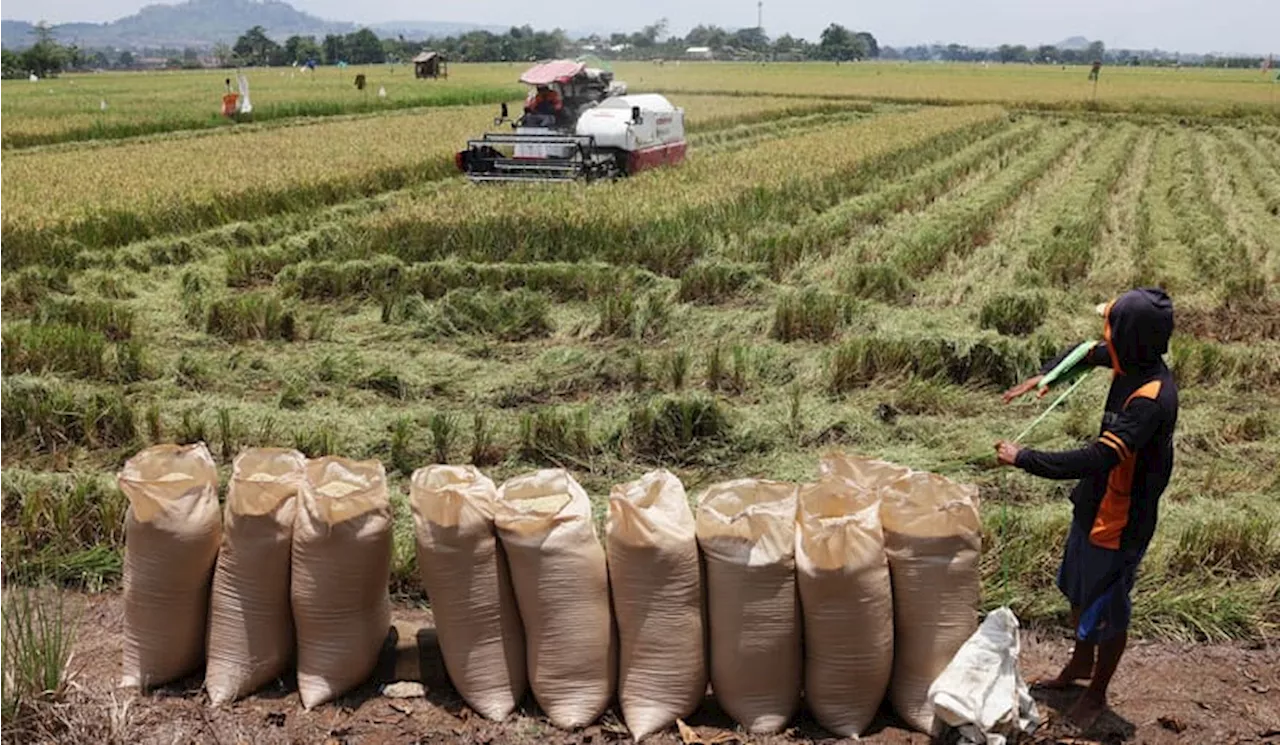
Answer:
[1015,288,1179,552]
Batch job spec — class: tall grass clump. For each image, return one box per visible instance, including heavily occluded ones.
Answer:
[771,288,859,342]
[205,291,298,341]
[225,245,297,287]
[1169,513,1278,578]
[1,472,127,587]
[519,407,594,465]
[1,267,72,310]
[0,380,136,453]
[423,288,552,341]
[678,262,763,304]
[829,335,1037,392]
[1,587,78,726]
[839,263,915,304]
[593,291,670,340]
[621,394,734,465]
[2,324,108,379]
[429,412,459,464]
[34,297,134,340]
[979,291,1050,336]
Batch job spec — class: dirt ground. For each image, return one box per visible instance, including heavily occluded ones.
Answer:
[22,593,1280,745]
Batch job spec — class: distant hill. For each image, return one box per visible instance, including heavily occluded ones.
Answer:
[367,21,508,41]
[1056,36,1093,51]
[2,0,353,49]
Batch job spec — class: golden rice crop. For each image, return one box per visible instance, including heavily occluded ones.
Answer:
[346,105,1006,272]
[0,64,520,147]
[1,105,498,230]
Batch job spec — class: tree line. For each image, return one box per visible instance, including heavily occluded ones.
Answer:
[2,19,1271,77]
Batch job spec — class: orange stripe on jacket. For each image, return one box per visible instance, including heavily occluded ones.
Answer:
[1091,380,1162,549]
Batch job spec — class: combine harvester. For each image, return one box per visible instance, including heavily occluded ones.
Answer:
[456,60,687,182]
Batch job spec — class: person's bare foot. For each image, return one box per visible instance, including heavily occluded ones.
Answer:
[1031,659,1093,689]
[1066,690,1108,730]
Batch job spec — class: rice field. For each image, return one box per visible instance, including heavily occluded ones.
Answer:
[2,62,1278,649]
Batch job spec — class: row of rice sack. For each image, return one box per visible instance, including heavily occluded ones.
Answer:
[117,443,392,709]
[415,455,979,740]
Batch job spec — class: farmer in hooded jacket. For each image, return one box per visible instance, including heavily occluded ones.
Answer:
[995,288,1178,728]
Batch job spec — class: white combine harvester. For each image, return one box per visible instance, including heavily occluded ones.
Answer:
[456,60,687,182]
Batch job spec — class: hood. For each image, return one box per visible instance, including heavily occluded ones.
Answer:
[1102,288,1174,374]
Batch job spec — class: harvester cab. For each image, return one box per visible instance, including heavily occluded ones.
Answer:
[457,60,687,183]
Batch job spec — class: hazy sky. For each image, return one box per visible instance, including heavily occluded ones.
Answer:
[4,0,1276,54]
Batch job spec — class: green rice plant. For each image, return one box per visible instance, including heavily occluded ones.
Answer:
[145,404,163,443]
[667,349,691,390]
[629,353,649,392]
[469,412,500,467]
[787,383,804,439]
[111,339,147,384]
[1,587,77,724]
[174,352,209,390]
[2,324,108,379]
[278,379,309,410]
[1169,513,1278,578]
[205,291,298,342]
[621,394,734,465]
[216,408,238,462]
[771,288,859,342]
[839,263,915,304]
[224,246,295,287]
[830,335,1038,393]
[315,350,362,384]
[388,417,417,476]
[278,255,404,300]
[731,345,751,393]
[678,262,763,304]
[705,346,728,391]
[979,291,1050,336]
[176,408,208,446]
[2,472,128,589]
[518,407,594,466]
[179,267,212,328]
[34,297,134,340]
[424,288,552,341]
[292,426,338,458]
[0,380,136,453]
[358,367,408,400]
[1,267,72,310]
[429,412,459,465]
[256,415,278,447]
[380,293,430,324]
[118,235,208,272]
[593,290,669,340]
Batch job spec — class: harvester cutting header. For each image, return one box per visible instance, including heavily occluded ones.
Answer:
[456,60,688,182]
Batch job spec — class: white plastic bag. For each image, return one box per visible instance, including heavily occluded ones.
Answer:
[927,607,1040,745]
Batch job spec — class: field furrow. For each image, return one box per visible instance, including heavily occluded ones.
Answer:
[859,120,1088,279]
[1087,128,1157,294]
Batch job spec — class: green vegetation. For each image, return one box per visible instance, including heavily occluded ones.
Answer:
[1,64,1277,647]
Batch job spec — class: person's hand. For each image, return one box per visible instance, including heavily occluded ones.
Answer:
[995,440,1022,467]
[1002,375,1047,404]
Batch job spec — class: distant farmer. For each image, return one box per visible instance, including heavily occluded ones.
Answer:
[221,78,239,118]
[1088,60,1102,81]
[995,288,1178,729]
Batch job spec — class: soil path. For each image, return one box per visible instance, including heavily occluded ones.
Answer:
[53,593,1280,745]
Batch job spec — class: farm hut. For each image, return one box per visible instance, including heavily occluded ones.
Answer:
[413,51,447,79]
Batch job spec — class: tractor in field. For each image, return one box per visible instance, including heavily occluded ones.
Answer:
[456,60,687,182]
